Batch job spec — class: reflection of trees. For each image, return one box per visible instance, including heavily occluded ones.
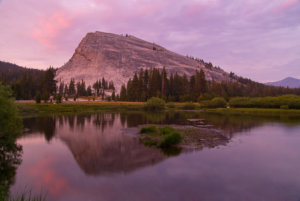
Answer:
[67,115,75,130]
[76,115,86,130]
[23,116,56,142]
[93,113,115,132]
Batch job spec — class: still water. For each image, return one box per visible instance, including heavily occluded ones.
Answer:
[9,112,300,201]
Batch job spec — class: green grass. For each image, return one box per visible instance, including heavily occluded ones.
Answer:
[16,98,300,118]
[182,102,197,110]
[16,102,145,117]
[158,132,183,148]
[144,97,165,111]
[200,97,227,108]
[203,108,300,117]
[139,126,183,148]
[229,95,300,109]
[140,125,157,134]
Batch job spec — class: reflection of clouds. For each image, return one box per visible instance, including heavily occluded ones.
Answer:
[13,112,300,200]
[28,157,72,196]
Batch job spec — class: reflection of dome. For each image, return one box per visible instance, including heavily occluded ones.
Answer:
[58,114,166,176]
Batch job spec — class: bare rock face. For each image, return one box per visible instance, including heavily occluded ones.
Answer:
[56,31,231,92]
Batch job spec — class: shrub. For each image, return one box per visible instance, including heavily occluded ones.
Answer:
[200,97,227,108]
[140,126,183,148]
[229,97,251,108]
[159,126,177,135]
[229,95,300,109]
[0,82,22,141]
[182,102,196,110]
[158,132,183,148]
[140,126,157,134]
[144,97,165,111]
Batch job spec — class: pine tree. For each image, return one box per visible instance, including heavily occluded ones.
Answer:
[112,91,116,101]
[58,82,64,95]
[68,79,76,96]
[43,67,57,96]
[120,84,127,101]
[87,86,92,96]
[161,67,167,99]
[143,69,149,99]
[199,69,207,95]
[64,85,69,97]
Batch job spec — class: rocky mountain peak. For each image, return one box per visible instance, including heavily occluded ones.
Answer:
[56,31,231,92]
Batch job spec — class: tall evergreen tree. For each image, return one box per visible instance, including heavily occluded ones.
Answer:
[68,79,76,96]
[43,67,57,96]
[120,84,127,101]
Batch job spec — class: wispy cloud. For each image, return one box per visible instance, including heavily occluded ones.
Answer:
[273,0,299,13]
[32,11,72,48]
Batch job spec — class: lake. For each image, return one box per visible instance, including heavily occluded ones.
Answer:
[8,111,300,201]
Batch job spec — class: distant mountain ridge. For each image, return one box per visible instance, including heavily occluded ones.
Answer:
[0,61,44,83]
[55,31,235,92]
[266,77,300,88]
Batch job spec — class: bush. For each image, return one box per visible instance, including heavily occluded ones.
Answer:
[229,97,251,108]
[0,82,22,142]
[140,126,157,134]
[229,95,300,109]
[158,132,183,148]
[144,97,165,111]
[200,97,227,108]
[140,126,183,148]
[182,102,196,110]
[159,126,177,135]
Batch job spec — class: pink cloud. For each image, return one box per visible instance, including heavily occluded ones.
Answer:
[273,0,299,13]
[31,11,72,48]
[29,157,74,196]
[184,2,212,16]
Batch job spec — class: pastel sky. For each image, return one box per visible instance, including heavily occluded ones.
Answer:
[0,0,299,82]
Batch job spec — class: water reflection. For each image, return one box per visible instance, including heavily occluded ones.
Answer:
[21,111,300,177]
[14,112,300,201]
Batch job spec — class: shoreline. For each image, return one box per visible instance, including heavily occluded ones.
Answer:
[16,101,300,118]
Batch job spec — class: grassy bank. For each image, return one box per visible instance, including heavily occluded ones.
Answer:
[16,101,300,118]
[229,95,300,109]
[203,108,300,117]
[16,101,145,117]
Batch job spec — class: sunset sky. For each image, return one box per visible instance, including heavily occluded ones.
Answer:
[0,0,299,82]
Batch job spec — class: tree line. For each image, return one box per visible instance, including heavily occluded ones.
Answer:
[57,77,115,100]
[1,60,300,102]
[0,61,56,100]
[0,61,116,101]
[119,67,300,102]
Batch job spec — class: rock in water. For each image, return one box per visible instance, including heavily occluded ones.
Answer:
[56,31,232,92]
